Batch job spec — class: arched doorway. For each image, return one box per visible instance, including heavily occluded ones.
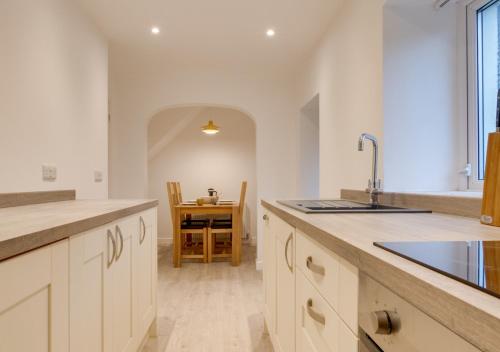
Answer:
[147,105,257,247]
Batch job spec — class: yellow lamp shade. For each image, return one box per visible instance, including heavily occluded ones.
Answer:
[202,120,219,135]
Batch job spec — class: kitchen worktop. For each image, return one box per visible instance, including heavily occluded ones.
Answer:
[0,199,158,261]
[262,199,500,352]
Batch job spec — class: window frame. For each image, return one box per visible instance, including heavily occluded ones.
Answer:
[467,0,499,190]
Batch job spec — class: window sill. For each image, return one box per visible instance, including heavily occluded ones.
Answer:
[385,190,482,199]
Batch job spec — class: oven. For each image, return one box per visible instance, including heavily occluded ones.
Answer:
[359,328,384,352]
[358,273,481,352]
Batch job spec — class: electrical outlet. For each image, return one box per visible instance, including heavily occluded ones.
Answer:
[42,164,57,181]
[94,170,103,183]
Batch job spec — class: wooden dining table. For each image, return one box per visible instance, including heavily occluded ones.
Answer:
[173,201,241,267]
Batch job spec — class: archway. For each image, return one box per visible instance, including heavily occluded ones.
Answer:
[147,105,257,247]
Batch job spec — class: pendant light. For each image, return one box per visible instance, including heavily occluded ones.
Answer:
[202,120,220,135]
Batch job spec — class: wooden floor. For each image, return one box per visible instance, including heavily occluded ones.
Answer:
[142,244,274,352]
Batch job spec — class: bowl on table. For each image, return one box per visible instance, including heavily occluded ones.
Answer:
[196,196,219,205]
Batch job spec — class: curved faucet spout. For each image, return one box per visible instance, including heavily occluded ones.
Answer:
[358,133,377,152]
[358,133,382,204]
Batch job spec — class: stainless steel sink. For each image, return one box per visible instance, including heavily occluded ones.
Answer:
[277,200,431,214]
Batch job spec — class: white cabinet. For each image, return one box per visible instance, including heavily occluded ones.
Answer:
[111,218,135,352]
[70,209,157,352]
[0,207,157,352]
[275,228,295,352]
[262,209,358,352]
[263,211,276,336]
[0,240,69,352]
[264,208,485,352]
[263,211,295,352]
[69,225,113,352]
[134,210,157,344]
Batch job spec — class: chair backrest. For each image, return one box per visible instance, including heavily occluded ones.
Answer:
[175,182,183,203]
[239,181,247,215]
[166,182,178,225]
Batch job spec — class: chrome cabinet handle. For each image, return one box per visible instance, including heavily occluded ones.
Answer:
[263,214,269,221]
[115,225,124,260]
[306,256,325,276]
[284,232,293,273]
[139,216,146,245]
[307,299,326,325]
[107,229,116,267]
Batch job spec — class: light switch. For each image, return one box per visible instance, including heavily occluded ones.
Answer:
[94,170,103,183]
[42,164,57,181]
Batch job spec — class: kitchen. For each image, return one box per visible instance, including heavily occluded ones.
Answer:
[1,0,499,351]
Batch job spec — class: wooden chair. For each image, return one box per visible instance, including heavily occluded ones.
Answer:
[174,182,183,203]
[167,182,209,264]
[208,181,247,263]
[174,181,194,245]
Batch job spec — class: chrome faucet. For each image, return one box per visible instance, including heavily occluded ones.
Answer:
[358,133,382,205]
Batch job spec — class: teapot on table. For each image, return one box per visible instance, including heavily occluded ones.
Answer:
[208,188,218,197]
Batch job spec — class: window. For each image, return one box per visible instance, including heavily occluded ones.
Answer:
[468,0,500,189]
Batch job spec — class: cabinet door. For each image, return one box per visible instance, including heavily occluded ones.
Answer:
[112,218,136,352]
[70,227,113,352]
[263,211,276,336]
[134,210,157,342]
[275,230,295,352]
[0,240,68,352]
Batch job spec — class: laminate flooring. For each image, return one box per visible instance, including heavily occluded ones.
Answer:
[142,244,274,352]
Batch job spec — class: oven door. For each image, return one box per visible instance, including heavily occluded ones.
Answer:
[359,328,384,352]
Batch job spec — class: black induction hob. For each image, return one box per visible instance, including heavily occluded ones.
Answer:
[374,241,500,299]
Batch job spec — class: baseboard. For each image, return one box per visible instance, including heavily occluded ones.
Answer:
[255,259,263,271]
[158,237,172,246]
[137,317,157,351]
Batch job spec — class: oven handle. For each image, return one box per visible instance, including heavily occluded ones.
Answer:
[358,328,384,352]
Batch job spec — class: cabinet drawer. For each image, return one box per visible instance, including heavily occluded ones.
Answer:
[296,230,358,333]
[296,270,358,352]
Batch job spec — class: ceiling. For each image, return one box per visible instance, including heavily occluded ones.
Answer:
[76,0,342,69]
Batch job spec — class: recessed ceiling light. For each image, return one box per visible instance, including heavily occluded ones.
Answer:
[266,29,276,37]
[151,27,160,35]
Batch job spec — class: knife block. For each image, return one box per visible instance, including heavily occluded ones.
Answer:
[481,132,500,226]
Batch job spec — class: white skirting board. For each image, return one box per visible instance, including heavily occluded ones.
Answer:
[157,237,172,246]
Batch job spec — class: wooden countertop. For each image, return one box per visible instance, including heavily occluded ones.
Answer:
[262,200,500,352]
[0,199,158,262]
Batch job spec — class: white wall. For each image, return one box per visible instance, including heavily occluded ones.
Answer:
[148,107,257,244]
[383,0,463,191]
[295,0,385,198]
[109,51,298,267]
[0,0,108,198]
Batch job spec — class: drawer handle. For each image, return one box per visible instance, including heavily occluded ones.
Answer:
[139,216,146,245]
[307,299,326,326]
[306,256,325,276]
[107,229,116,267]
[284,232,293,273]
[263,214,269,221]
